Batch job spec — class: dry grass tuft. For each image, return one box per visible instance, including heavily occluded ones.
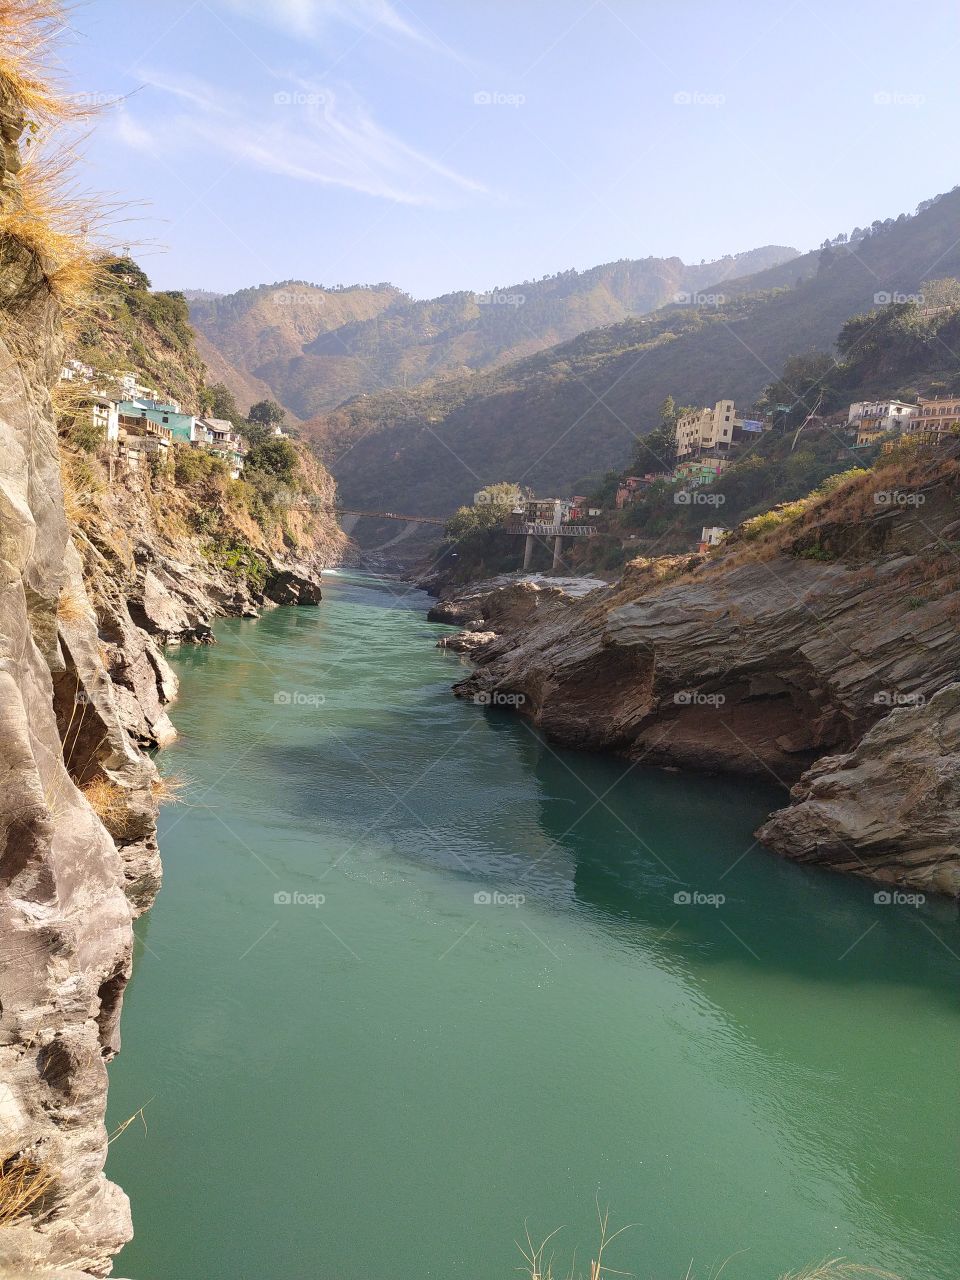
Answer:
[0,1,77,127]
[150,773,187,806]
[59,449,100,526]
[0,1153,55,1225]
[82,774,131,838]
[56,579,88,624]
[516,1218,899,1280]
[0,3,118,310]
[518,1204,634,1280]
[0,143,104,305]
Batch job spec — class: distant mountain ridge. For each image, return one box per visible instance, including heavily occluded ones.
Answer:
[188,246,799,417]
[300,188,960,518]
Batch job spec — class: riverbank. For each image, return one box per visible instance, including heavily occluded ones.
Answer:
[431,459,960,894]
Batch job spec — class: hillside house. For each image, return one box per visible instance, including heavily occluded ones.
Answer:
[847,399,917,445]
[524,498,564,525]
[91,395,120,444]
[59,358,95,383]
[699,525,728,553]
[911,396,960,437]
[116,409,173,472]
[118,399,197,442]
[615,475,656,508]
[571,495,602,517]
[118,372,164,403]
[196,417,247,479]
[675,400,769,459]
[673,457,730,486]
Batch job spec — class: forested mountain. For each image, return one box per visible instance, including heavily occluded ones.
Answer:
[188,247,799,418]
[301,189,960,516]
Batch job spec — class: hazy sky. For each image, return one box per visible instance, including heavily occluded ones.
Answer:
[64,0,960,298]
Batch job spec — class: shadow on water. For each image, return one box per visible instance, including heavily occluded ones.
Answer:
[504,712,960,1004]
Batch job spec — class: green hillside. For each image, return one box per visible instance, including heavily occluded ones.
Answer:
[189,246,798,418]
[303,188,960,517]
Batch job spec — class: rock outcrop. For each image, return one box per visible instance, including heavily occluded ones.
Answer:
[447,468,960,893]
[0,180,141,1274]
[756,682,960,892]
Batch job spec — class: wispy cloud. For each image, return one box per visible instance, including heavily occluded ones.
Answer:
[118,70,486,208]
[217,0,432,46]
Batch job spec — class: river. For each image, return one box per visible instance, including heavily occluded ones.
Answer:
[106,572,960,1280]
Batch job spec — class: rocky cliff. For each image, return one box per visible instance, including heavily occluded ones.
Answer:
[446,455,960,894]
[0,50,343,1277]
[0,94,144,1273]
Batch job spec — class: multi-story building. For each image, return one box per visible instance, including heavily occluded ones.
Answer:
[847,399,917,445]
[911,396,960,437]
[674,400,768,458]
[523,498,564,526]
[118,399,197,442]
[91,395,120,444]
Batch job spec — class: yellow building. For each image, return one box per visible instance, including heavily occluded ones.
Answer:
[674,400,766,458]
[912,396,960,436]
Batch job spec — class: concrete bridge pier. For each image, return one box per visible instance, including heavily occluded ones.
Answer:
[523,532,535,570]
[552,535,563,570]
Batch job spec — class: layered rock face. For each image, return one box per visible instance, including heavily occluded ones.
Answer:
[0,152,144,1275]
[448,478,960,893]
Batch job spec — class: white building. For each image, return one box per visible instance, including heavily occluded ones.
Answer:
[847,400,917,429]
[92,396,120,443]
[59,358,95,384]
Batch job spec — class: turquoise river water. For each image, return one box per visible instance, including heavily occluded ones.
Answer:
[107,572,959,1280]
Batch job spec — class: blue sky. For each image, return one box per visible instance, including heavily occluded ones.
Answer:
[63,0,960,298]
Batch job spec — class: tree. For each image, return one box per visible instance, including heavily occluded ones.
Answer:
[630,395,689,473]
[444,482,525,539]
[758,352,838,428]
[249,399,287,429]
[245,437,298,485]
[203,382,245,429]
